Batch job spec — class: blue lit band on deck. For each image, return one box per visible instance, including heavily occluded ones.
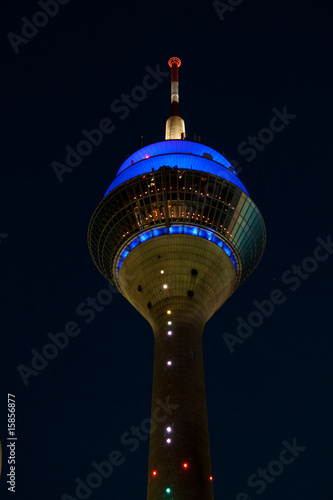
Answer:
[116,224,238,277]
[104,140,248,195]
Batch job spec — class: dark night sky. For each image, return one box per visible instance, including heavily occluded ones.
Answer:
[1,0,333,499]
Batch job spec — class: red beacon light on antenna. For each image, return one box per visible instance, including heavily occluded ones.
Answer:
[152,470,158,477]
[182,462,189,469]
[168,57,181,68]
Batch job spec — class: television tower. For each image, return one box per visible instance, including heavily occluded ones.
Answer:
[88,57,266,499]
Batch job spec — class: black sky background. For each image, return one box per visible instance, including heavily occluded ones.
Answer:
[1,0,333,499]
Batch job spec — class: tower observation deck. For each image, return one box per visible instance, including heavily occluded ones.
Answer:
[88,58,266,499]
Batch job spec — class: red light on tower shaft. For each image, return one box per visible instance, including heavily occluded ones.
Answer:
[168,56,181,68]
[152,470,157,477]
[182,462,189,469]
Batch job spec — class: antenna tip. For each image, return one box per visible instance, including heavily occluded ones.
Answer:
[168,57,181,68]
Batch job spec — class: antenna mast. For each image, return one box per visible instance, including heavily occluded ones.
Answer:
[165,57,186,140]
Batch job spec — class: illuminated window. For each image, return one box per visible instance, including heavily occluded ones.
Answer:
[167,310,172,315]
[167,330,173,336]
[166,438,171,444]
[168,321,172,325]
[160,270,165,274]
[163,284,168,289]
[167,360,172,366]
[166,426,172,433]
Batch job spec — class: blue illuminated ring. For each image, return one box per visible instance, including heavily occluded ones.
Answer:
[116,224,238,276]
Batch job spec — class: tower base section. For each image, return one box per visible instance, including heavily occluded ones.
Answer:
[147,320,214,500]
